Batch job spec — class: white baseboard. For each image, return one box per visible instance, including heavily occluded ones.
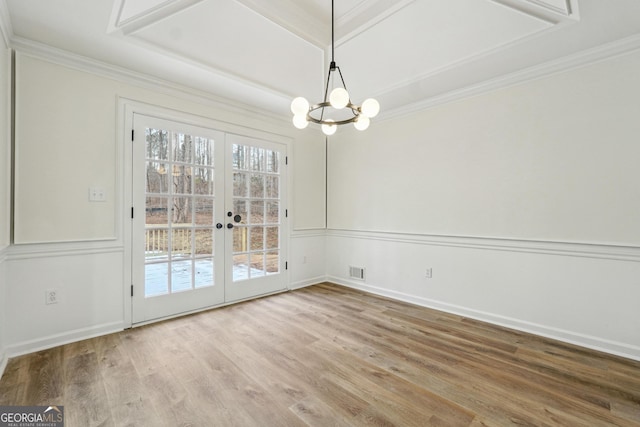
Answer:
[289,276,327,290]
[0,245,6,379]
[328,276,640,362]
[5,321,125,358]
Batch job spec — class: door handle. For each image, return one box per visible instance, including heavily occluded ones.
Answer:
[234,214,242,223]
[227,223,234,229]
[216,223,223,229]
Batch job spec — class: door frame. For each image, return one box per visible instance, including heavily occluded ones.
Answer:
[120,98,291,327]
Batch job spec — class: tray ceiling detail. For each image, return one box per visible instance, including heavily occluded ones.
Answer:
[109,0,575,106]
[6,0,640,117]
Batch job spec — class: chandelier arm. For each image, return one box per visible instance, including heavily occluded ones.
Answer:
[307,102,361,125]
[320,68,333,121]
[335,66,349,93]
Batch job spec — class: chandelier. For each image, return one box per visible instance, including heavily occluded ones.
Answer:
[290,0,380,135]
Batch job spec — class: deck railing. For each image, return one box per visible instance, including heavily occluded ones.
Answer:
[145,225,219,257]
[145,225,191,255]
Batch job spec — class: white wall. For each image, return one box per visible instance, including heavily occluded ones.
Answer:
[0,31,9,250]
[290,132,327,289]
[327,50,640,360]
[0,38,10,375]
[14,55,118,243]
[4,52,326,356]
[9,35,640,365]
[292,133,325,231]
[329,52,640,244]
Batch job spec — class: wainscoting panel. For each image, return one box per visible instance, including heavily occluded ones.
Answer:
[0,247,7,379]
[5,244,127,357]
[326,229,640,361]
[289,229,327,289]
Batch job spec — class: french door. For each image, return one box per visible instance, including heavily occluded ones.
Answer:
[131,114,287,324]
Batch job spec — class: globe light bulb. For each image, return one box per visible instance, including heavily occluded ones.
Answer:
[293,114,309,129]
[354,115,370,131]
[329,88,349,110]
[321,119,337,136]
[361,98,380,118]
[290,97,309,115]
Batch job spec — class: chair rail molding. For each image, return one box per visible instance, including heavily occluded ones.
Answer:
[326,228,640,262]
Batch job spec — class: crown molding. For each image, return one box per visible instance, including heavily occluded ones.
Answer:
[492,0,579,23]
[526,0,575,17]
[335,0,416,47]
[4,1,638,128]
[10,36,290,126]
[0,0,13,49]
[335,0,581,112]
[235,0,418,50]
[364,18,557,101]
[108,0,205,36]
[235,0,328,48]
[380,32,640,122]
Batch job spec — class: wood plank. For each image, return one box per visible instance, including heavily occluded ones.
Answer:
[23,347,65,405]
[64,377,114,427]
[0,282,639,426]
[347,308,627,421]
[0,357,29,404]
[290,395,359,427]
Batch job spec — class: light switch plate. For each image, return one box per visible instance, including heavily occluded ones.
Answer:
[89,187,106,202]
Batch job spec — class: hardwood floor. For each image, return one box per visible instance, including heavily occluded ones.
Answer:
[1,283,639,426]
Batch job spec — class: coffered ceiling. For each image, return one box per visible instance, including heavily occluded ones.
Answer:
[2,0,640,118]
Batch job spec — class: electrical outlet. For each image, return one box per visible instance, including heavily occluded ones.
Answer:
[425,268,433,279]
[45,289,58,305]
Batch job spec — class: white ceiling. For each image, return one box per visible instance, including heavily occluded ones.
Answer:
[2,0,640,118]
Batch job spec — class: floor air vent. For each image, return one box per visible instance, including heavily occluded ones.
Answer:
[349,266,365,281]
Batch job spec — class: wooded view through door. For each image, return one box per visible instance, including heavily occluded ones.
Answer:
[224,134,288,303]
[143,128,219,296]
[131,115,287,323]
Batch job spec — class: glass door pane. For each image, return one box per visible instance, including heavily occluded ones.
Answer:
[144,130,216,296]
[132,115,225,323]
[132,114,287,322]
[231,144,280,281]
[225,135,287,302]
